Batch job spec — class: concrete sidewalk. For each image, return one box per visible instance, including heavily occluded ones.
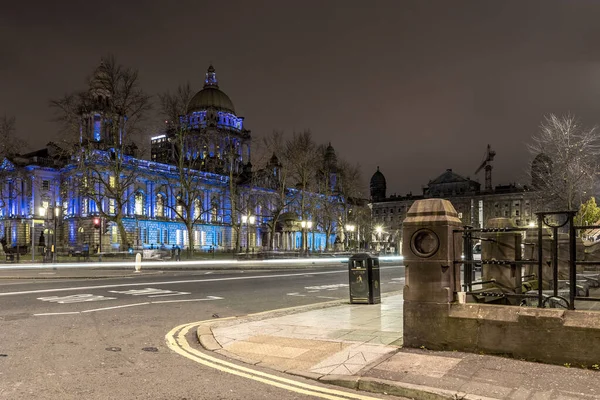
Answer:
[198,295,600,400]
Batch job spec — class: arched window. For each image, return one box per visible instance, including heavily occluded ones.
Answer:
[176,194,183,218]
[156,194,164,217]
[211,195,219,222]
[134,192,144,215]
[194,197,202,220]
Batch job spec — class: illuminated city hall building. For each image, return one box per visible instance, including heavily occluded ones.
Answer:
[0,66,332,254]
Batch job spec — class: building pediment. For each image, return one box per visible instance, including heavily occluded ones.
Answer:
[0,158,16,171]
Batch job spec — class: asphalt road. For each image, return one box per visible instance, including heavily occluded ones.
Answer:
[0,265,405,400]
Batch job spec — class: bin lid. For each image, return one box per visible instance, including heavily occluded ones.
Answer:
[349,253,377,260]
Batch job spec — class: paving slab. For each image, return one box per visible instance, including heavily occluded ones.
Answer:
[201,294,600,400]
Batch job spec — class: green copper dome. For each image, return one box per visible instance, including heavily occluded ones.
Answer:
[187,65,236,114]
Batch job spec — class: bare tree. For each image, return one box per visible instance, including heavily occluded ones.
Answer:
[284,131,318,252]
[0,116,28,212]
[337,160,366,249]
[158,83,211,258]
[312,144,342,251]
[51,56,151,250]
[253,131,296,250]
[528,114,600,211]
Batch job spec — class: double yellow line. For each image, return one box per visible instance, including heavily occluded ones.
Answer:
[165,321,384,400]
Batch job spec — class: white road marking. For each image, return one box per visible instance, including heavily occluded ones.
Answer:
[108,288,187,296]
[33,311,81,316]
[33,296,224,316]
[304,284,348,290]
[2,267,399,297]
[38,294,117,304]
[152,297,223,304]
[82,302,150,313]
[148,293,190,298]
[286,293,306,297]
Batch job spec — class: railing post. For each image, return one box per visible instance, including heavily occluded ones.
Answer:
[552,226,559,297]
[568,212,576,310]
[537,213,544,308]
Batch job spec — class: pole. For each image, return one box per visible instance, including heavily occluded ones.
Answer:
[53,213,57,263]
[99,218,102,255]
[31,218,35,262]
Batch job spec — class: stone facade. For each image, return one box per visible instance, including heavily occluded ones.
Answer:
[0,66,335,254]
[369,168,538,252]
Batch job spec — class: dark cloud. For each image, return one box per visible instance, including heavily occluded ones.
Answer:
[3,0,600,195]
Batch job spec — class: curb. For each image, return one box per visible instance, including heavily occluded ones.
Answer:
[188,294,501,400]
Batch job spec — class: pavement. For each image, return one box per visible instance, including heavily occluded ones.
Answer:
[197,294,600,400]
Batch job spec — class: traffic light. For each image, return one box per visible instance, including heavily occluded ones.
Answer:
[93,218,101,229]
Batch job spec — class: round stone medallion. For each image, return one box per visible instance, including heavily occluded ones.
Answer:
[410,229,440,258]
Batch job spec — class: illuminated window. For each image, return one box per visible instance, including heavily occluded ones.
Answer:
[109,176,116,188]
[156,194,164,217]
[194,198,202,220]
[135,192,144,215]
[109,198,115,215]
[176,195,183,217]
[111,225,118,243]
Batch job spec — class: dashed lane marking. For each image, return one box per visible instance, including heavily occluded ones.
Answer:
[108,288,190,296]
[38,294,117,304]
[33,296,224,316]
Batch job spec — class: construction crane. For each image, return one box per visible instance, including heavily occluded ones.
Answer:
[475,144,496,192]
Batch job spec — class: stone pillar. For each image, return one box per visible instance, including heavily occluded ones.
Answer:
[481,218,522,293]
[402,199,462,348]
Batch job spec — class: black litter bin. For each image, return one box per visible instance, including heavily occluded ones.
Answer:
[348,253,381,304]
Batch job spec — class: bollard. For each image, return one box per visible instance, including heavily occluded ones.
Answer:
[135,253,142,272]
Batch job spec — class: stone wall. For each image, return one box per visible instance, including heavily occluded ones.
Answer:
[404,302,600,366]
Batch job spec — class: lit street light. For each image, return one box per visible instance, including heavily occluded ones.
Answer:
[301,220,312,254]
[242,214,256,253]
[345,224,355,251]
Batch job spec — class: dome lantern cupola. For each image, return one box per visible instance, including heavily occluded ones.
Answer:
[204,64,218,88]
[370,166,387,202]
[187,65,236,114]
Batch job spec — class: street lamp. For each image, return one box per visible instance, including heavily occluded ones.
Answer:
[345,224,355,251]
[375,225,383,251]
[53,206,61,263]
[242,215,255,253]
[301,220,312,254]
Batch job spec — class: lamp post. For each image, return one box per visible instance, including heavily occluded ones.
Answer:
[242,215,256,253]
[375,225,383,252]
[38,204,48,262]
[345,224,355,251]
[53,206,60,263]
[301,220,312,255]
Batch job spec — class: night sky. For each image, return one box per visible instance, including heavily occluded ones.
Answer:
[3,0,600,197]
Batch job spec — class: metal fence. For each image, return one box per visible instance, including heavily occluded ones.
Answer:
[455,211,600,310]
